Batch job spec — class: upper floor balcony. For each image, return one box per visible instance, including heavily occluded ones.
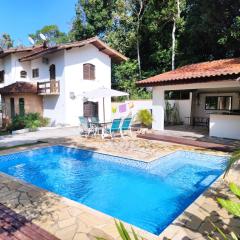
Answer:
[37,80,60,95]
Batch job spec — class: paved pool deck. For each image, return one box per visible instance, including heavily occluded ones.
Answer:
[0,135,239,240]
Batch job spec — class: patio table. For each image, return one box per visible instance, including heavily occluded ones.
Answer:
[90,121,112,138]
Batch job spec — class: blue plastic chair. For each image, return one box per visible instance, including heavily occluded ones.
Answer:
[120,117,132,137]
[105,118,122,138]
[79,117,94,137]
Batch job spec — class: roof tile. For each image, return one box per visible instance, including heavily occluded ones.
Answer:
[138,58,240,86]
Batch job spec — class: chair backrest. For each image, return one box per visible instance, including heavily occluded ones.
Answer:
[91,116,99,123]
[121,117,132,130]
[111,118,122,130]
[79,116,89,130]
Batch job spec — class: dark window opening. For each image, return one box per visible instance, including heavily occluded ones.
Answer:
[32,68,39,78]
[20,70,27,78]
[83,101,98,117]
[49,64,56,80]
[205,96,232,110]
[0,70,4,83]
[19,98,25,116]
[165,90,190,100]
[83,63,95,80]
[10,98,15,118]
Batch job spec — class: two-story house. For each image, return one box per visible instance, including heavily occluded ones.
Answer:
[0,37,127,127]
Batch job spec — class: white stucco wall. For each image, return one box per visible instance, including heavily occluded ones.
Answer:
[210,114,240,140]
[112,100,152,119]
[193,92,239,118]
[168,98,192,124]
[41,51,66,125]
[64,44,111,125]
[152,80,240,131]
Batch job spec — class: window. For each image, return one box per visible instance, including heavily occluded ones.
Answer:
[205,96,232,110]
[20,70,27,78]
[19,98,25,116]
[0,70,4,83]
[32,68,39,78]
[83,63,95,80]
[165,90,190,100]
[49,64,56,80]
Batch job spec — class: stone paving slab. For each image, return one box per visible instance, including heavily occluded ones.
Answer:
[0,136,239,240]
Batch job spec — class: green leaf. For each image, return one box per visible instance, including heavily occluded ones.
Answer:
[115,220,131,240]
[229,182,240,198]
[217,198,240,218]
[230,232,239,240]
[131,226,139,240]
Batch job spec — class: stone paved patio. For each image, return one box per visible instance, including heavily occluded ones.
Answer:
[0,135,239,240]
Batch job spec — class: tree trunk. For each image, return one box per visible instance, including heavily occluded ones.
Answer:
[136,21,142,79]
[172,19,176,70]
[171,0,180,70]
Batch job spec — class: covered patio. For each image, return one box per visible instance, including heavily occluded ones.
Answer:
[138,58,240,141]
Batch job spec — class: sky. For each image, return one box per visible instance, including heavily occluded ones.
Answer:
[0,0,77,45]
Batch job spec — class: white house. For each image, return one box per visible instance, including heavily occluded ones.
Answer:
[138,58,240,140]
[0,37,127,126]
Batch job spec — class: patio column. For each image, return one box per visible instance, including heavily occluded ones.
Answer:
[152,87,165,130]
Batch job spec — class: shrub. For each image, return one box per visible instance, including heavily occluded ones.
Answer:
[136,109,153,127]
[8,113,50,132]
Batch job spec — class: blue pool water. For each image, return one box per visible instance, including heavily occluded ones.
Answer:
[0,146,226,235]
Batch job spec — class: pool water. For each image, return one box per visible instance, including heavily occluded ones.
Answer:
[0,146,226,235]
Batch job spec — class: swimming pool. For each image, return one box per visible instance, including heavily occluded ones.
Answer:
[0,146,226,235]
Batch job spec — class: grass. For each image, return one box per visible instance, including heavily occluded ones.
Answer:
[0,141,47,151]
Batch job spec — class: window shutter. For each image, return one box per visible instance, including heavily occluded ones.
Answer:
[83,64,95,80]
[0,70,4,83]
[83,64,90,80]
[90,64,95,80]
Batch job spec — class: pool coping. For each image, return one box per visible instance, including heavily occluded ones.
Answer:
[0,143,232,240]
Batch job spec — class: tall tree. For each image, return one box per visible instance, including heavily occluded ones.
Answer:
[0,33,13,49]
[179,0,240,65]
[29,25,69,45]
[70,0,115,41]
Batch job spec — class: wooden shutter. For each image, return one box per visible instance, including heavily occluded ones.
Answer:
[83,64,95,80]
[90,64,95,80]
[0,70,4,83]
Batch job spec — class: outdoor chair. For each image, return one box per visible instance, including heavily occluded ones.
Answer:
[120,117,132,137]
[105,118,122,138]
[89,116,100,135]
[79,116,94,137]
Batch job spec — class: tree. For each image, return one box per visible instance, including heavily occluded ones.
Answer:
[179,0,240,65]
[29,25,69,45]
[0,33,13,49]
[70,0,115,41]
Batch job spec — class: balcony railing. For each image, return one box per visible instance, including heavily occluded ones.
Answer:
[37,80,60,95]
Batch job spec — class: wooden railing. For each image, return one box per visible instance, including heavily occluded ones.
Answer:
[37,80,60,95]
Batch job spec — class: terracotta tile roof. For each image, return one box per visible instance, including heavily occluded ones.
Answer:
[18,37,128,63]
[0,45,43,58]
[137,58,240,86]
[0,81,38,94]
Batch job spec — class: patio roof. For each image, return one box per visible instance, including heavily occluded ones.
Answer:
[0,82,37,94]
[137,58,240,86]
